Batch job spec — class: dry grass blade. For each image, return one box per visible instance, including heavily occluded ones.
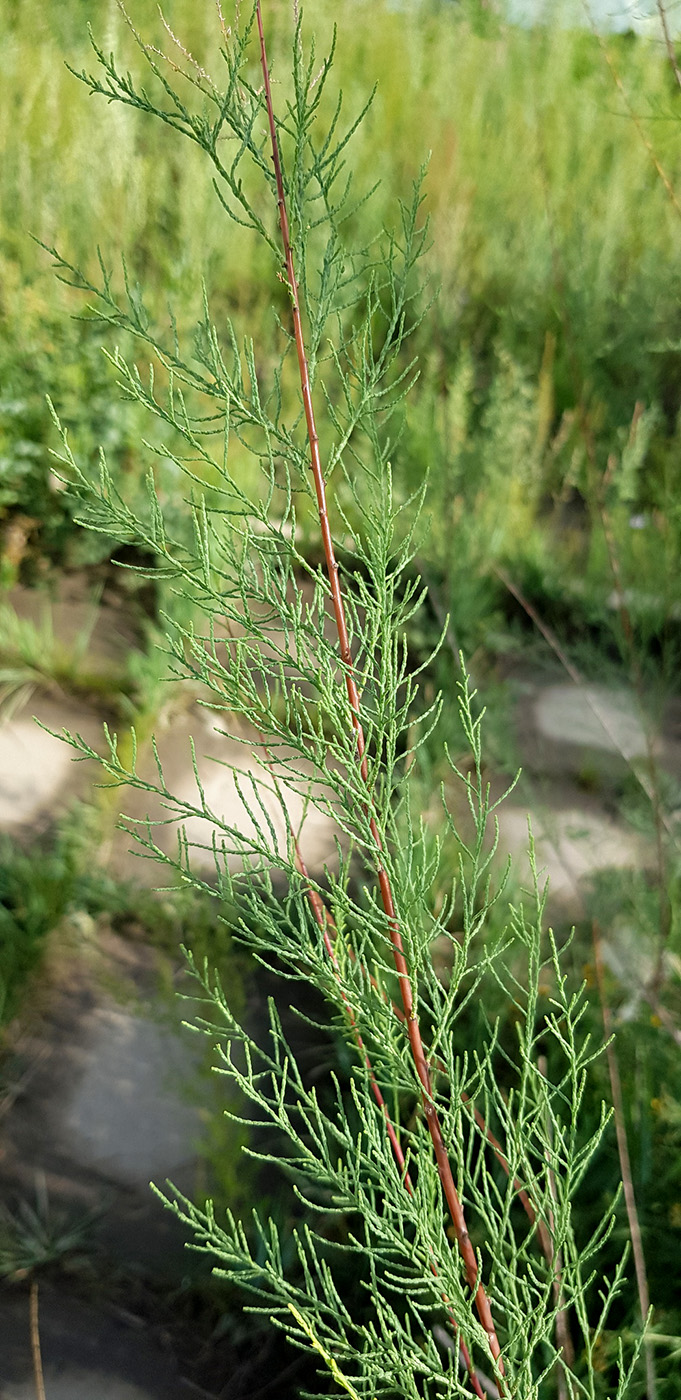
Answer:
[593,922,657,1400]
[30,1277,47,1400]
[584,7,681,222]
[656,0,681,91]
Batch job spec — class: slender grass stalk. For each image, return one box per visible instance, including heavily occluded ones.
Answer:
[586,9,681,223]
[29,1278,46,1400]
[656,0,681,92]
[593,458,671,976]
[593,923,657,1400]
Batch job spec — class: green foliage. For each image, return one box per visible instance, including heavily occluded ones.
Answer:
[0,1179,98,1280]
[39,5,656,1395]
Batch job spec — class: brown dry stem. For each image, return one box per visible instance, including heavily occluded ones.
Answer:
[30,1278,47,1400]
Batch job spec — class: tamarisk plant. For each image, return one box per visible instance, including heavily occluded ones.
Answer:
[45,3,642,1396]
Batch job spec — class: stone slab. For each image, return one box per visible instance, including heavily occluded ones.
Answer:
[64,1005,202,1188]
[497,799,653,914]
[0,699,102,831]
[0,932,207,1275]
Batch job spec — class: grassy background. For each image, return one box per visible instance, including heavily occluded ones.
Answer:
[3,0,681,621]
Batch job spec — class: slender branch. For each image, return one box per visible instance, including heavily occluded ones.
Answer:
[293,808,554,1281]
[640,986,681,1049]
[460,1093,553,1264]
[593,923,657,1400]
[537,1054,574,1392]
[419,562,464,676]
[30,1279,47,1400]
[254,6,506,1379]
[656,0,681,92]
[586,11,681,222]
[255,720,487,1398]
[292,839,488,1400]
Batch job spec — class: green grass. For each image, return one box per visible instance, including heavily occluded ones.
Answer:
[0,835,75,1026]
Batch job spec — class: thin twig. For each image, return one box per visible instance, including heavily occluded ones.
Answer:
[585,9,681,222]
[252,724,484,1384]
[289,803,553,1279]
[656,0,681,92]
[640,986,681,1049]
[418,562,463,675]
[461,1094,553,1263]
[433,1325,500,1398]
[537,1054,574,1394]
[593,923,657,1400]
[157,6,219,93]
[29,1278,47,1400]
[254,2,506,1383]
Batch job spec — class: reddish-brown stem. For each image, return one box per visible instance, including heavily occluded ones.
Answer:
[302,858,554,1273]
[305,877,410,1175]
[304,852,553,1269]
[460,1094,554,1265]
[293,842,486,1400]
[297,829,567,1394]
[254,4,505,1380]
[254,729,485,1391]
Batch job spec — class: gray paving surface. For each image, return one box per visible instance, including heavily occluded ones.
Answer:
[3,1372,154,1399]
[65,1004,201,1188]
[0,1284,196,1400]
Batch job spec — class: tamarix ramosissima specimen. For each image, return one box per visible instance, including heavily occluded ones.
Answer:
[46,4,641,1395]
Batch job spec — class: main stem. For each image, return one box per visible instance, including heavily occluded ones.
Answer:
[292,836,486,1400]
[255,3,505,1382]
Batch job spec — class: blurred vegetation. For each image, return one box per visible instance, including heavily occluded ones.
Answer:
[2,0,681,623]
[0,804,243,1033]
[2,0,681,1391]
